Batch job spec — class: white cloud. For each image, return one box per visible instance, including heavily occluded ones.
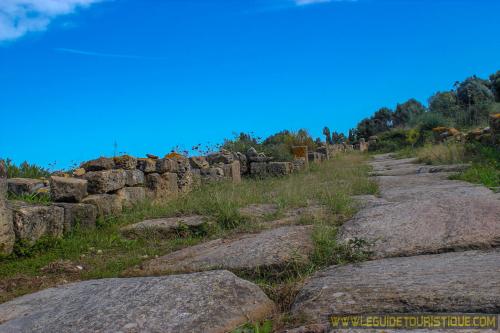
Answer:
[294,0,357,6]
[0,0,102,42]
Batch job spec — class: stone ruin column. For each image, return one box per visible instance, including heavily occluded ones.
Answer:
[0,160,15,256]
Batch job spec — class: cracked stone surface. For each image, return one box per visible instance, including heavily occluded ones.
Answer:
[133,225,314,275]
[0,270,274,333]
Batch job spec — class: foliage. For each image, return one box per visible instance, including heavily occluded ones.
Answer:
[393,99,426,128]
[368,129,413,153]
[222,129,318,162]
[3,159,51,179]
[7,192,52,205]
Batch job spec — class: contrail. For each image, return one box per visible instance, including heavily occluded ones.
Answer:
[54,48,167,60]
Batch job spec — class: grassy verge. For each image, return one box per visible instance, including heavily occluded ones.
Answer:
[0,152,377,308]
[393,142,499,189]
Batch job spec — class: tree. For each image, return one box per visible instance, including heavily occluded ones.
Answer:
[490,71,500,102]
[393,99,426,128]
[322,126,332,144]
[428,91,460,119]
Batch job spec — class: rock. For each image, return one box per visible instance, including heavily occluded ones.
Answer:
[52,203,97,233]
[7,178,46,196]
[156,158,178,173]
[340,157,500,259]
[137,158,157,173]
[207,150,234,165]
[145,173,178,200]
[246,147,258,157]
[239,204,280,219]
[146,154,159,159]
[0,270,274,333]
[116,187,146,209]
[83,170,126,194]
[267,162,293,176]
[8,202,64,245]
[80,157,115,172]
[49,176,88,203]
[41,260,84,274]
[121,215,210,239]
[370,163,470,177]
[173,156,194,193]
[189,156,209,170]
[292,158,307,173]
[136,225,314,275]
[81,194,122,217]
[233,152,248,174]
[200,167,225,183]
[249,154,273,163]
[72,168,86,177]
[0,163,14,255]
[250,162,268,177]
[113,155,137,170]
[291,250,500,322]
[124,169,145,186]
[222,161,241,183]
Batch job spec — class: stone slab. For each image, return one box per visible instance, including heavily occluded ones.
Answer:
[292,250,500,323]
[121,215,209,239]
[0,270,274,333]
[135,225,314,275]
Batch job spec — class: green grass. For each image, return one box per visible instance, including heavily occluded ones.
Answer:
[3,159,51,179]
[451,163,499,189]
[0,152,377,305]
[7,192,52,205]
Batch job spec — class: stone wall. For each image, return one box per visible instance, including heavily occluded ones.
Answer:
[0,142,368,255]
[0,161,14,256]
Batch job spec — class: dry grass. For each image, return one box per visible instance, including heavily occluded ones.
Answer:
[416,143,466,165]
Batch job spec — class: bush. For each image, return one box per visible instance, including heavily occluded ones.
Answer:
[368,129,412,152]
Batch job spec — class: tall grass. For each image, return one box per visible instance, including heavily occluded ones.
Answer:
[416,143,466,165]
[3,159,51,179]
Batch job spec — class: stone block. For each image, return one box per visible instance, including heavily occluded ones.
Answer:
[8,202,64,245]
[113,155,137,170]
[53,203,97,233]
[233,152,248,174]
[84,170,126,194]
[189,156,209,170]
[156,158,178,174]
[207,150,234,165]
[145,173,178,200]
[137,158,157,173]
[50,176,88,203]
[200,167,224,184]
[250,162,268,177]
[292,158,307,173]
[0,161,14,255]
[80,157,115,172]
[124,169,145,187]
[82,194,122,218]
[117,187,146,209]
[222,161,241,183]
[7,178,46,196]
[267,162,292,176]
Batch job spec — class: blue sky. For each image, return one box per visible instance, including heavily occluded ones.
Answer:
[1,0,499,168]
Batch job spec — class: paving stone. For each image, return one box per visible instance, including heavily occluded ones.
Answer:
[135,225,314,275]
[291,250,500,323]
[0,270,275,333]
[121,215,208,239]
